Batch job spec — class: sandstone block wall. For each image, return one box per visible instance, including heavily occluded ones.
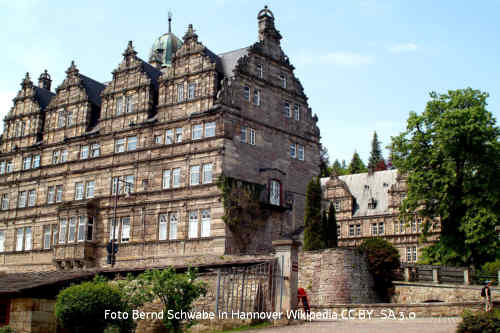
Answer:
[298,248,376,305]
[8,298,56,333]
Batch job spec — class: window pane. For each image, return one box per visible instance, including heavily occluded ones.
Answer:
[290,144,296,158]
[125,95,134,113]
[47,186,55,204]
[68,217,76,242]
[59,219,67,244]
[243,86,250,101]
[80,145,89,159]
[16,228,24,251]
[78,216,86,242]
[127,136,137,151]
[86,181,95,198]
[18,191,27,208]
[298,145,304,161]
[61,150,68,162]
[56,185,63,202]
[115,138,125,153]
[240,126,247,143]
[253,90,260,105]
[121,217,130,242]
[28,190,36,207]
[284,102,291,117]
[32,155,40,168]
[116,97,123,115]
[165,130,173,144]
[125,175,134,193]
[0,230,5,252]
[188,83,196,99]
[249,128,255,145]
[173,168,181,187]
[169,213,178,240]
[25,227,32,250]
[190,166,200,185]
[53,225,58,246]
[205,122,216,137]
[177,84,184,102]
[91,144,100,158]
[87,217,94,241]
[201,209,210,237]
[294,104,300,120]
[192,124,203,140]
[203,164,212,184]
[163,170,171,189]
[75,182,84,200]
[175,128,183,143]
[159,214,167,240]
[109,219,118,241]
[270,180,280,205]
[188,211,198,239]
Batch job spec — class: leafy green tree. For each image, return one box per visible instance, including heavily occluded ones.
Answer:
[55,276,134,333]
[326,202,338,248]
[358,238,400,301]
[348,151,367,174]
[368,131,384,171]
[391,88,500,267]
[303,177,324,250]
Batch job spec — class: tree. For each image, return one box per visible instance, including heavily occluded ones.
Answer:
[303,177,324,250]
[55,276,134,333]
[348,151,367,174]
[332,159,348,176]
[368,131,384,171]
[391,88,500,267]
[319,144,331,177]
[358,238,400,301]
[325,202,338,248]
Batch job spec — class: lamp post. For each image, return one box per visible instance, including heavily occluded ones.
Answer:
[108,177,133,266]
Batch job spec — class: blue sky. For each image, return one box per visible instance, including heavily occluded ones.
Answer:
[1,0,499,164]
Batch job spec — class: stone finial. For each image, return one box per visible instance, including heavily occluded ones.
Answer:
[149,50,162,69]
[168,10,172,33]
[123,40,137,58]
[21,72,33,89]
[38,69,52,91]
[183,24,198,42]
[66,60,79,76]
[257,5,282,43]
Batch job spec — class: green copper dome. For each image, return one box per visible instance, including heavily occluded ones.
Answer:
[150,15,182,67]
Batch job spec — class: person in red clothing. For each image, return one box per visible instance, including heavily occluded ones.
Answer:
[297,288,310,313]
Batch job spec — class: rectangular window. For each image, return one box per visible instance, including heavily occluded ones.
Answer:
[411,220,417,233]
[240,126,247,143]
[75,182,84,200]
[188,83,196,99]
[109,219,118,241]
[16,228,24,251]
[177,84,184,102]
[91,144,100,158]
[417,218,423,232]
[66,111,73,126]
[283,102,291,117]
[125,95,134,113]
[356,224,361,236]
[121,217,130,242]
[270,180,281,206]
[371,223,378,235]
[86,180,95,198]
[190,165,200,186]
[406,247,412,262]
[32,155,40,168]
[400,221,405,234]
[23,156,32,170]
[205,122,216,137]
[280,74,287,88]
[294,104,300,120]
[155,135,163,144]
[169,213,178,240]
[18,191,27,208]
[24,227,32,250]
[253,89,261,106]
[175,128,183,143]
[47,186,55,204]
[52,150,60,164]
[112,176,134,194]
[56,185,63,202]
[61,150,68,162]
[116,96,124,115]
[0,230,4,252]
[378,222,384,235]
[6,160,12,173]
[249,128,256,145]
[80,145,89,159]
[127,136,137,151]
[77,216,86,242]
[159,214,167,241]
[201,209,210,237]
[189,211,198,239]
[337,225,341,238]
[202,164,212,184]
[87,217,94,241]
[59,218,67,244]
[115,138,125,153]
[243,86,250,101]
[0,161,5,174]
[162,170,171,189]
[349,225,354,236]
[68,217,76,242]
[192,124,203,140]
[256,64,263,78]
[165,129,173,144]
[297,145,304,161]
[58,111,66,128]
[412,246,418,262]
[52,224,58,246]
[1,194,8,210]
[172,168,181,188]
[290,144,296,158]
[394,222,398,234]
[334,200,341,211]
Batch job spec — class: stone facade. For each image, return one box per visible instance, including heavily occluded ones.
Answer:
[7,298,56,333]
[321,170,441,263]
[298,248,376,305]
[0,6,320,274]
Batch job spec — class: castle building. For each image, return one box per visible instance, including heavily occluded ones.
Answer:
[0,6,321,274]
[321,170,441,263]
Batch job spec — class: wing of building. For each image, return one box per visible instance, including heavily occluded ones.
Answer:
[0,6,321,273]
[321,169,440,263]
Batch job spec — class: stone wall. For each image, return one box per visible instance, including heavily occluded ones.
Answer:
[392,281,500,303]
[8,298,56,333]
[298,248,376,305]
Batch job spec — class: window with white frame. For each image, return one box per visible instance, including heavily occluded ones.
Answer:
[68,217,77,242]
[15,227,32,251]
[188,211,199,238]
[290,143,296,158]
[154,134,163,144]
[417,217,423,232]
[162,170,171,189]
[205,122,216,137]
[86,180,95,198]
[0,161,5,174]
[75,182,84,200]
[47,186,56,204]
[77,216,87,242]
[378,222,384,235]
[270,179,281,206]
[18,191,27,208]
[90,143,100,158]
[165,129,174,144]
[188,83,196,99]
[159,214,168,241]
[249,128,256,145]
[253,89,260,106]
[400,221,405,233]
[116,96,124,115]
[411,220,417,233]
[109,217,130,243]
[80,145,89,159]
[169,213,178,240]
[240,126,247,143]
[159,213,178,241]
[349,224,354,236]
[127,136,137,151]
[66,111,73,126]
[394,222,399,234]
[52,150,60,164]
[112,175,134,194]
[177,84,184,102]
[371,223,378,235]
[356,224,361,236]
[0,230,4,252]
[56,185,63,202]
[283,102,291,117]
[201,209,210,237]
[280,74,287,88]
[125,95,134,113]
[172,168,181,188]
[0,160,13,174]
[33,154,40,168]
[16,228,24,251]
[190,165,200,186]
[6,160,12,173]
[175,128,183,143]
[192,124,203,140]
[243,86,250,101]
[293,104,300,120]
[1,194,8,210]
[202,163,212,184]
[59,219,67,244]
[115,138,126,153]
[256,64,263,78]
[297,145,304,161]
[22,156,31,170]
[57,111,66,128]
[121,217,130,242]
[412,246,417,262]
[86,217,94,241]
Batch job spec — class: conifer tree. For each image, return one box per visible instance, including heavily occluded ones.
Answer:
[368,131,384,170]
[303,177,324,251]
[326,202,338,248]
[348,151,367,174]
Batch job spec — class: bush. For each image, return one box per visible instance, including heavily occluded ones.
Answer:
[0,327,15,333]
[358,238,400,301]
[55,276,134,333]
[456,309,500,333]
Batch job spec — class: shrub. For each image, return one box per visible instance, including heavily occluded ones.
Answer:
[0,327,15,333]
[55,276,134,333]
[358,238,400,301]
[456,309,500,333]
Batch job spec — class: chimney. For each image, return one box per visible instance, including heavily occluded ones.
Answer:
[38,70,52,91]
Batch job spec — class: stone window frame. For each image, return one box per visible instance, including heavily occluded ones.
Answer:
[188,208,211,239]
[109,216,131,243]
[111,175,134,195]
[90,143,100,158]
[349,224,355,236]
[175,127,183,143]
[249,128,256,145]
[15,226,32,252]
[0,230,5,252]
[243,86,250,101]
[80,144,90,160]
[256,63,264,79]
[52,148,68,164]
[202,163,213,184]
[125,94,135,113]
[269,179,281,206]
[116,96,124,115]
[17,190,28,208]
[1,193,8,210]
[283,101,291,118]
[162,169,171,189]
[371,223,378,236]
[280,74,287,89]
[289,143,296,159]
[172,168,181,188]
[253,89,261,106]
[58,216,94,245]
[188,82,196,100]
[42,224,53,250]
[154,134,163,144]
[205,122,216,138]
[190,165,201,186]
[297,144,305,161]
[378,222,384,235]
[293,103,300,121]
[158,212,178,241]
[355,224,361,236]
[191,124,203,140]
[177,84,184,103]
[47,186,56,204]
[165,129,174,145]
[0,160,13,174]
[240,125,247,143]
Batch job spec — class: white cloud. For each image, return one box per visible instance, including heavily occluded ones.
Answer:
[296,52,375,66]
[388,43,418,53]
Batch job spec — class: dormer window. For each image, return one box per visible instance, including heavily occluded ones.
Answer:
[368,198,377,209]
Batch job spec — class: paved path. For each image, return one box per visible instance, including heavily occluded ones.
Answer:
[240,317,461,333]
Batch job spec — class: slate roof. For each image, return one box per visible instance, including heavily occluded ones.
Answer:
[321,169,398,217]
[79,74,106,106]
[217,47,249,78]
[34,86,55,110]
[139,57,161,89]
